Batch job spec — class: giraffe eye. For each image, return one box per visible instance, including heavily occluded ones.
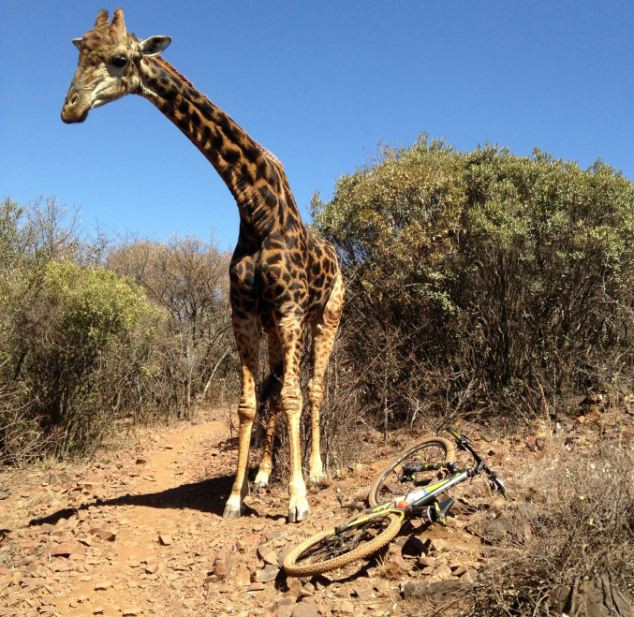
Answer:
[110,55,128,68]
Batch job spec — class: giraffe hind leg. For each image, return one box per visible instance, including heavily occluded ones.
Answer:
[253,331,283,489]
[308,273,344,485]
[223,317,260,519]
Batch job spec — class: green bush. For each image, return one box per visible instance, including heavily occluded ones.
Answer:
[1,254,166,460]
[0,198,235,464]
[313,138,634,424]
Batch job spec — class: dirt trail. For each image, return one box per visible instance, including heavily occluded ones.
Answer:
[2,407,629,617]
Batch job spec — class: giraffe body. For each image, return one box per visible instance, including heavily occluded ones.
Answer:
[61,9,343,522]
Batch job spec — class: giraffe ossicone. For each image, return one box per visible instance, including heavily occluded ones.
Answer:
[61,9,344,523]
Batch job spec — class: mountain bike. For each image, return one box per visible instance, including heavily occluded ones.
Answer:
[282,426,507,576]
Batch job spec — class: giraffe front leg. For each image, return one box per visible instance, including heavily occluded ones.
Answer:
[278,314,309,523]
[224,320,259,519]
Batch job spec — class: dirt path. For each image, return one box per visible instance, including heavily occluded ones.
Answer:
[3,407,628,617]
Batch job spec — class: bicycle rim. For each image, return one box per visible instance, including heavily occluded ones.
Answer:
[282,511,403,577]
[368,436,456,507]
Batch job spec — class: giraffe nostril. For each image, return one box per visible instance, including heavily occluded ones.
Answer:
[70,93,79,105]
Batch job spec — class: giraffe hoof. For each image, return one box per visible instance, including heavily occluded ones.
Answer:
[223,496,244,519]
[223,504,243,519]
[288,498,310,523]
[252,481,268,494]
[253,470,270,489]
[308,473,328,487]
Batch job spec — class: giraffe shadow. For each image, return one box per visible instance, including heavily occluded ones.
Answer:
[28,472,283,527]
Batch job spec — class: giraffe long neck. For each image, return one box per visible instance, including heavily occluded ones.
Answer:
[137,55,295,239]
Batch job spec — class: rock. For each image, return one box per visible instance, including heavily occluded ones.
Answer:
[467,513,531,545]
[144,563,158,574]
[383,554,411,579]
[432,564,454,580]
[48,541,85,557]
[213,554,234,579]
[428,538,449,553]
[94,581,112,590]
[285,576,302,596]
[277,605,294,617]
[91,528,117,542]
[257,545,280,566]
[122,608,143,616]
[291,603,320,617]
[449,564,468,577]
[336,600,354,614]
[234,564,252,586]
[460,568,476,584]
[417,556,435,569]
[157,534,172,546]
[401,580,463,600]
[252,564,280,584]
[236,533,262,552]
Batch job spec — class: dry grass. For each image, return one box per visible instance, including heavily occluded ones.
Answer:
[464,441,634,616]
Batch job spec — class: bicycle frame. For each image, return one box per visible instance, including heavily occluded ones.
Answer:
[335,426,506,535]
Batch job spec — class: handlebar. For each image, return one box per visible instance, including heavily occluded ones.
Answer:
[446,425,507,498]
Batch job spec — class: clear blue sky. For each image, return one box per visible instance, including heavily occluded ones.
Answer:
[1,1,632,250]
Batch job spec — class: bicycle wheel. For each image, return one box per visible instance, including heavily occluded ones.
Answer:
[282,511,402,577]
[369,436,456,507]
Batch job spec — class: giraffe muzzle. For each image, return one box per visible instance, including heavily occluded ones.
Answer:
[61,90,90,124]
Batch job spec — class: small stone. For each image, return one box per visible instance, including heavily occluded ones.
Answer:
[433,564,453,579]
[157,534,172,546]
[418,556,435,569]
[94,581,112,590]
[92,528,117,542]
[461,568,477,583]
[213,554,234,579]
[252,564,280,583]
[291,603,320,617]
[277,606,294,617]
[234,564,251,586]
[49,541,85,557]
[236,533,262,552]
[257,545,280,566]
[122,608,142,616]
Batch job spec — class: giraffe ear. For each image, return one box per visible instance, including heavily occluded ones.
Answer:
[72,38,82,50]
[139,36,172,57]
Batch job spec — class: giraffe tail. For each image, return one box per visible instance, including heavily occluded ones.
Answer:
[258,363,283,415]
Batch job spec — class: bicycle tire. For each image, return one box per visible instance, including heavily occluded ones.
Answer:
[368,436,456,507]
[282,511,402,577]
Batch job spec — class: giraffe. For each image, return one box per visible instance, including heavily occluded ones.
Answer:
[61,9,344,522]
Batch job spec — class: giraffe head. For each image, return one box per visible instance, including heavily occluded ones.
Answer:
[61,9,171,123]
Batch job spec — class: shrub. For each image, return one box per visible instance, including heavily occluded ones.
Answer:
[3,259,165,458]
[313,138,634,426]
[108,237,238,413]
